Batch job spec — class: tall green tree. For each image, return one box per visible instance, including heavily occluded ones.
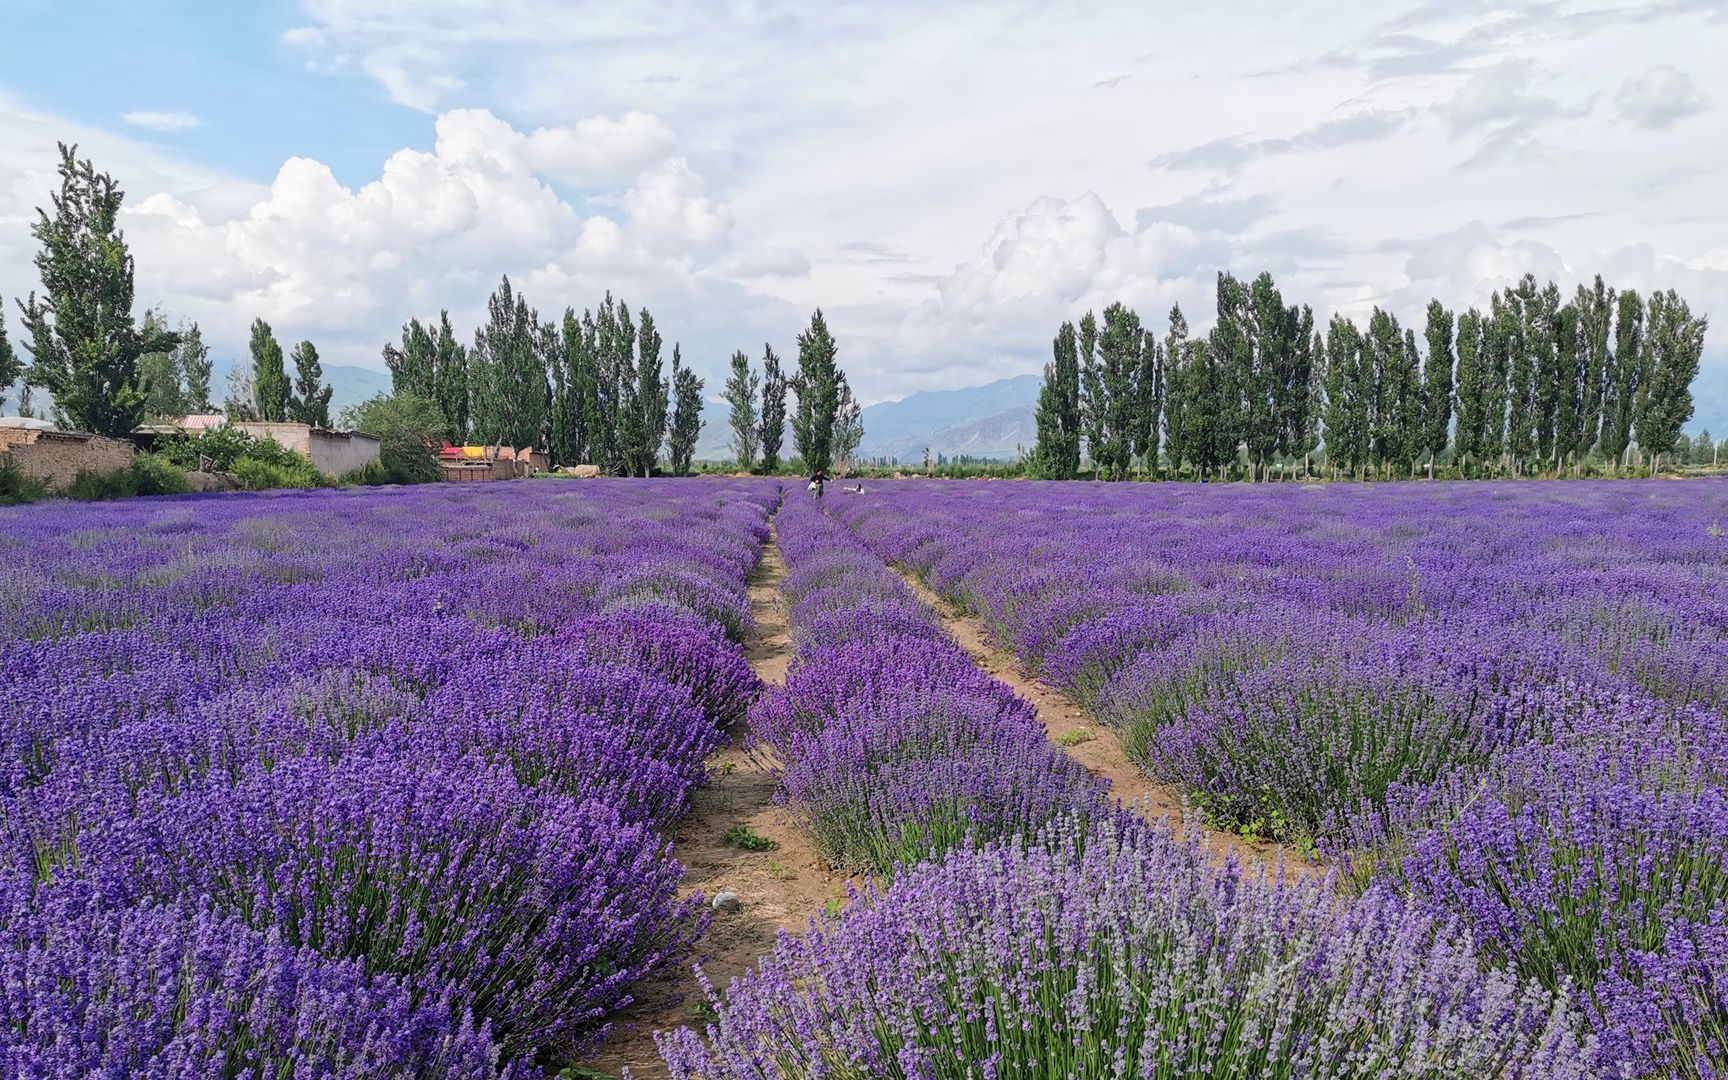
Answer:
[667,344,704,476]
[1208,275,1252,478]
[1551,300,1582,469]
[178,321,213,414]
[18,143,175,436]
[759,344,787,472]
[1362,309,1405,473]
[249,318,291,422]
[1240,272,1287,479]
[724,349,759,471]
[1634,290,1708,472]
[433,310,469,444]
[1162,306,1191,475]
[384,318,436,400]
[1452,308,1487,471]
[1033,320,1083,479]
[1296,324,1325,475]
[1529,280,1562,466]
[1573,277,1614,460]
[0,302,18,413]
[1421,300,1454,477]
[469,276,546,448]
[138,309,187,421]
[1085,303,1142,480]
[623,309,670,475]
[1600,288,1643,467]
[1323,315,1366,477]
[833,372,864,473]
[1275,305,1316,474]
[790,308,843,474]
[290,341,332,427]
[1133,327,1164,476]
[1503,277,1538,474]
[1077,311,1103,472]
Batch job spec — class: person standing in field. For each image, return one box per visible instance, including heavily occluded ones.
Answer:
[809,468,827,500]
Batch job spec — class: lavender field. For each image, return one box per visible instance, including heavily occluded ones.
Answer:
[2,478,1725,1078]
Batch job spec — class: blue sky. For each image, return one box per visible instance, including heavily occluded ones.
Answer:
[1,0,1726,429]
[2,1,419,184]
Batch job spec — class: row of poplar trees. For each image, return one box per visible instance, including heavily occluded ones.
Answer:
[720,308,862,475]
[382,276,706,476]
[1034,270,1708,481]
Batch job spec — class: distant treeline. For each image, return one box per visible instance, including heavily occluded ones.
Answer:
[1033,271,1709,480]
[384,281,859,476]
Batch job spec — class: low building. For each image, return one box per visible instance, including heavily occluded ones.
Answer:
[135,418,383,480]
[435,443,547,482]
[0,419,136,489]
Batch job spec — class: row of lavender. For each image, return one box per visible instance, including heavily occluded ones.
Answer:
[0,480,774,1077]
[658,492,1595,1077]
[828,479,1728,1078]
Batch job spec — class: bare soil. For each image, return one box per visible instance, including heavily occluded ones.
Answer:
[891,568,1309,877]
[576,528,849,1078]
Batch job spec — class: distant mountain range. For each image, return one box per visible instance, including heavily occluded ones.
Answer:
[694,374,1041,464]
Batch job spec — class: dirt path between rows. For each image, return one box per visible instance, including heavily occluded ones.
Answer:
[578,524,847,1078]
[891,567,1306,878]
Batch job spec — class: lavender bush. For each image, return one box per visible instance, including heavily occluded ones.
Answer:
[823,479,1728,1074]
[659,817,1596,1079]
[0,479,776,1070]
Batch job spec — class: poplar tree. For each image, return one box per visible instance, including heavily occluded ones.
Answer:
[1162,306,1191,475]
[1077,310,1102,472]
[724,350,759,471]
[1277,305,1316,475]
[625,309,670,476]
[1087,302,1142,480]
[1635,290,1707,473]
[468,276,545,448]
[138,309,186,420]
[1133,327,1163,476]
[790,308,843,474]
[1503,281,1537,475]
[19,143,174,436]
[1600,288,1643,467]
[1452,309,1486,471]
[1421,300,1454,477]
[1241,272,1284,479]
[433,310,469,444]
[1207,277,1251,478]
[179,321,213,414]
[1323,315,1366,477]
[1033,321,1082,479]
[1363,309,1401,472]
[1530,280,1563,466]
[290,341,332,427]
[1479,297,1510,470]
[0,303,18,414]
[667,344,704,476]
[759,344,787,472]
[1573,277,1614,460]
[1551,301,1582,469]
[385,318,437,400]
[249,318,291,422]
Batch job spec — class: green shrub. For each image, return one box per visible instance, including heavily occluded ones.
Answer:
[129,453,191,496]
[231,454,322,491]
[63,454,191,501]
[0,456,50,504]
[65,468,130,501]
[339,459,392,486]
[158,425,259,472]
